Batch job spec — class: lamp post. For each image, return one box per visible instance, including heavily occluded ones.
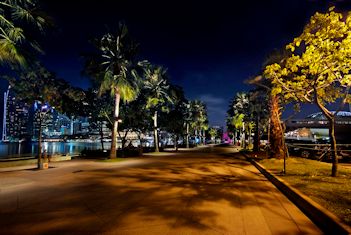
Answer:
[38,103,51,169]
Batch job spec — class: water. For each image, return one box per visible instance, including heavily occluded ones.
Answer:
[0,141,111,159]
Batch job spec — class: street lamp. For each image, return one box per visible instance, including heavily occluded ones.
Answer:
[38,103,52,169]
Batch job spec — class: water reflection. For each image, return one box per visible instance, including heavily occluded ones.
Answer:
[0,142,111,159]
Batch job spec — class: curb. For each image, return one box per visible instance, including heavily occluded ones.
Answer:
[241,153,351,235]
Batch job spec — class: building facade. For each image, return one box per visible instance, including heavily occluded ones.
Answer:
[2,88,30,141]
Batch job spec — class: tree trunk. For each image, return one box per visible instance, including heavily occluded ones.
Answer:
[202,130,206,145]
[254,115,260,152]
[37,116,43,169]
[153,110,159,152]
[186,123,190,148]
[249,128,252,147]
[314,89,338,177]
[99,122,104,150]
[241,123,246,149]
[233,130,237,145]
[269,96,285,159]
[329,117,338,177]
[110,91,120,159]
[174,135,178,151]
[194,129,198,145]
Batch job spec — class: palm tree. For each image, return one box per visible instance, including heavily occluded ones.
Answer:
[96,23,145,159]
[144,65,173,152]
[230,113,244,145]
[209,128,218,143]
[0,0,48,67]
[183,101,193,148]
[190,100,208,145]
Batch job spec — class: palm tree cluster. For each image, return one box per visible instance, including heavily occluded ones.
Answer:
[84,23,210,158]
[227,90,269,150]
[1,2,210,165]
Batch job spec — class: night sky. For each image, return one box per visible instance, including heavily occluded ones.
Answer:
[3,0,351,127]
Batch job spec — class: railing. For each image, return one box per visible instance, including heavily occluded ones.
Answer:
[286,143,351,161]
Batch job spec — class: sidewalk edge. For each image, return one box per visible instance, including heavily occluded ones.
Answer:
[241,152,351,235]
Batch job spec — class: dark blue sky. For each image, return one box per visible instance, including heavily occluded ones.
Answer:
[2,0,350,127]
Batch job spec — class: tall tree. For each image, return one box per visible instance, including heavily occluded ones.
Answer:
[87,23,145,159]
[184,101,193,148]
[264,8,351,176]
[227,92,250,147]
[229,113,244,145]
[247,89,269,151]
[6,64,84,169]
[118,95,151,149]
[189,100,208,145]
[160,85,187,151]
[83,89,113,150]
[144,65,173,152]
[248,48,290,158]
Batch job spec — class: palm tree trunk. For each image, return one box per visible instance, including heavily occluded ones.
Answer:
[110,91,121,159]
[242,123,246,149]
[99,122,104,150]
[186,123,189,148]
[254,115,260,152]
[249,128,252,147]
[174,135,178,151]
[37,115,43,169]
[195,129,198,145]
[153,110,159,152]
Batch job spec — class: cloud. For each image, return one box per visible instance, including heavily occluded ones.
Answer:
[197,94,227,126]
[198,94,226,106]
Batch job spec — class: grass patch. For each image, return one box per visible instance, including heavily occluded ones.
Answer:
[95,158,126,163]
[0,159,37,168]
[258,156,351,226]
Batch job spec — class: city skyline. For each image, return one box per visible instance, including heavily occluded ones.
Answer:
[1,1,348,127]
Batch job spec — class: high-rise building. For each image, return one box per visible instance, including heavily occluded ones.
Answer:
[2,88,9,141]
[2,89,103,140]
[2,87,30,141]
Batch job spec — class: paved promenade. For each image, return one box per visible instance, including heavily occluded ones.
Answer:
[0,146,321,234]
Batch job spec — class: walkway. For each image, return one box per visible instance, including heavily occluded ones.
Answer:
[0,146,321,234]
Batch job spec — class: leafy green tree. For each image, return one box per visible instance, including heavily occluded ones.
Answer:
[0,0,49,67]
[118,94,151,149]
[143,65,173,152]
[159,85,187,150]
[229,113,244,145]
[6,65,84,169]
[83,89,113,150]
[87,23,145,159]
[247,89,269,151]
[264,8,351,176]
[248,49,290,158]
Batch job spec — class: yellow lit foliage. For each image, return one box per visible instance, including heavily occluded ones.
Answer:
[264,7,351,106]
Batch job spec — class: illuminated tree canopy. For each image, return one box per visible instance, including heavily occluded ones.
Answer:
[264,8,351,176]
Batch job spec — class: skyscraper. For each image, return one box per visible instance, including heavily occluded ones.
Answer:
[2,87,30,141]
[2,88,9,141]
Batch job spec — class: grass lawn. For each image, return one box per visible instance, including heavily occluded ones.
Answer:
[95,158,126,163]
[256,155,351,226]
